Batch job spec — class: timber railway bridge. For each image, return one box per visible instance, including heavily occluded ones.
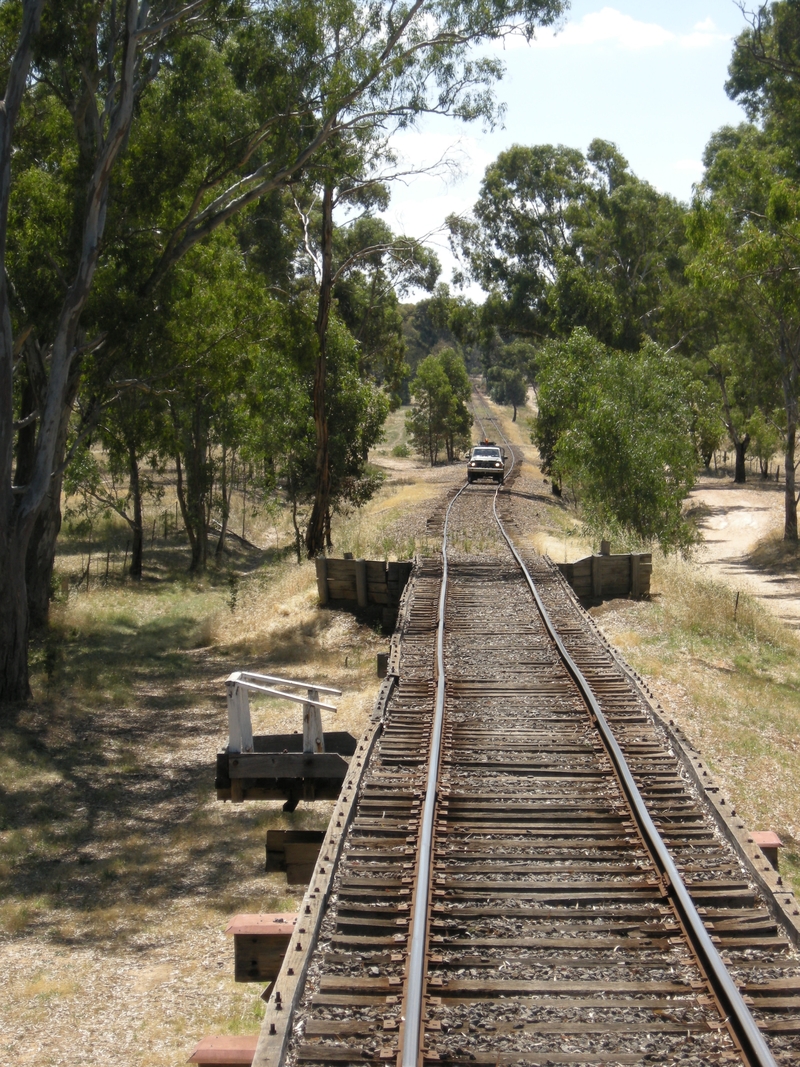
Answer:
[227,400,800,1067]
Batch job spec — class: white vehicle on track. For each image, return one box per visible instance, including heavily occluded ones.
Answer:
[466,443,505,484]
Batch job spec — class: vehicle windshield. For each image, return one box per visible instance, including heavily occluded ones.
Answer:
[472,448,501,458]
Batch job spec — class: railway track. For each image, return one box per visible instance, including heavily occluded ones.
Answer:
[258,399,800,1067]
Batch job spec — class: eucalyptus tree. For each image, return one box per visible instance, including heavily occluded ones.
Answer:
[3,0,567,700]
[2,0,214,702]
[689,122,800,540]
[406,349,471,464]
[406,355,453,465]
[533,329,698,552]
[726,0,800,153]
[334,214,439,396]
[292,158,440,555]
[153,231,267,572]
[448,139,688,350]
[247,299,388,561]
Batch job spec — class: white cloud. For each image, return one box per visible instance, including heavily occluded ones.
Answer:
[529,8,675,51]
[497,9,729,54]
[680,16,730,49]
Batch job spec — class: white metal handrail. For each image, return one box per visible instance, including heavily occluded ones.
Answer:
[233,680,338,711]
[225,670,341,755]
[240,671,342,697]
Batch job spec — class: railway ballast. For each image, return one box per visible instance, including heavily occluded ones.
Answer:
[251,400,800,1067]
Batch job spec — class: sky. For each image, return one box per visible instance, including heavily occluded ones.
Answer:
[383,1,752,301]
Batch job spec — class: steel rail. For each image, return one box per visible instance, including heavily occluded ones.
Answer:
[406,387,775,1065]
[400,404,517,1067]
[483,421,777,1067]
[399,478,463,1067]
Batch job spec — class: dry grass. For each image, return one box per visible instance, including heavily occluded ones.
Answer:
[0,449,437,1064]
[746,527,800,575]
[484,393,800,892]
[592,555,800,887]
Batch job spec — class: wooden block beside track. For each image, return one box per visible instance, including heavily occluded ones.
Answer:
[266,830,326,883]
[188,1035,257,1065]
[752,830,783,870]
[226,913,298,982]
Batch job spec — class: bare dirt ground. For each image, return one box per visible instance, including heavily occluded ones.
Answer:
[688,473,800,628]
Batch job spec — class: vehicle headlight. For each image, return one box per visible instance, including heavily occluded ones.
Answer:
[494,462,502,467]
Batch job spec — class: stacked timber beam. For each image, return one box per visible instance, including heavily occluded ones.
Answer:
[557,544,652,603]
[315,557,413,629]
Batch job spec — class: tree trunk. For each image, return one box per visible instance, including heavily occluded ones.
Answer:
[25,482,63,627]
[14,365,59,630]
[784,421,798,543]
[172,398,212,572]
[290,475,303,563]
[733,435,750,484]
[512,402,517,423]
[174,451,197,564]
[305,183,334,559]
[25,357,83,625]
[0,1,50,700]
[216,446,233,558]
[129,442,144,579]
[0,526,33,701]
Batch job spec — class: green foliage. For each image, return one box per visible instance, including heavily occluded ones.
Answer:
[406,349,472,465]
[448,140,687,351]
[533,330,698,552]
[726,1,800,155]
[248,298,389,558]
[399,291,462,379]
[689,120,800,522]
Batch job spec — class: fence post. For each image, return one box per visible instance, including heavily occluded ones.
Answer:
[631,554,641,599]
[315,556,329,605]
[355,558,368,608]
[303,688,325,753]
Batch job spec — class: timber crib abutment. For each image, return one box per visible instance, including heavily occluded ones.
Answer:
[557,544,652,603]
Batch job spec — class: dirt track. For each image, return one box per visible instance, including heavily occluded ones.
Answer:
[689,473,800,628]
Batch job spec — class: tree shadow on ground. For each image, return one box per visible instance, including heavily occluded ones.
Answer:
[0,601,331,952]
[743,534,800,577]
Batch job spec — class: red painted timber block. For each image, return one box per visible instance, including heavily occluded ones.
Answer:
[225,913,298,982]
[187,1035,257,1065]
[225,913,298,937]
[752,831,783,870]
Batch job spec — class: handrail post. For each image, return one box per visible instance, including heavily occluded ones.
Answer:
[303,687,324,753]
[227,673,254,754]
